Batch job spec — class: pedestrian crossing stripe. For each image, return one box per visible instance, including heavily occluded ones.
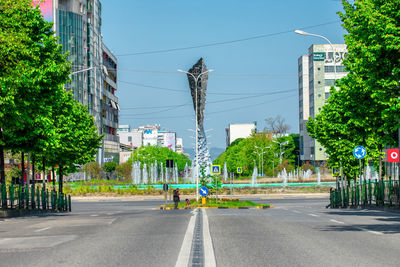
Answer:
[211,165,221,175]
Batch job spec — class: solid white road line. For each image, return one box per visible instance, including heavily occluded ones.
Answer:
[34,227,51,233]
[203,210,217,267]
[90,214,99,217]
[175,209,197,267]
[308,213,319,217]
[292,210,301,213]
[330,219,345,224]
[356,226,383,235]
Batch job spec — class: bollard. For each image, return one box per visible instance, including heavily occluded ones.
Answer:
[64,195,67,211]
[68,195,71,212]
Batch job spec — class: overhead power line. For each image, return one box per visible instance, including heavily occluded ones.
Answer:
[118,79,295,96]
[120,92,297,120]
[116,20,340,57]
[119,88,296,113]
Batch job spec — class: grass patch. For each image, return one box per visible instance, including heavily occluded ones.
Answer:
[165,198,270,209]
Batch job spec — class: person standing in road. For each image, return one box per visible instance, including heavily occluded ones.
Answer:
[173,188,180,209]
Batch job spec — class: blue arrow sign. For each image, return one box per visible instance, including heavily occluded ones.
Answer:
[199,186,209,197]
[353,146,366,159]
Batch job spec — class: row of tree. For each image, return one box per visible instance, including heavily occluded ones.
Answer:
[307,0,400,180]
[131,145,191,172]
[0,1,102,192]
[213,133,299,177]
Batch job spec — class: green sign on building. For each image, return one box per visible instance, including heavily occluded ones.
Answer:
[313,52,325,61]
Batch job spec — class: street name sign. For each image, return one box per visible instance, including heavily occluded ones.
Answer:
[211,165,221,175]
[387,148,400,163]
[353,146,366,159]
[199,186,209,197]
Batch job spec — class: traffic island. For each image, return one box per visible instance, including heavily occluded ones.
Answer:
[158,198,272,210]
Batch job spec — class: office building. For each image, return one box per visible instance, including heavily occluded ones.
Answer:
[35,0,119,164]
[298,44,348,165]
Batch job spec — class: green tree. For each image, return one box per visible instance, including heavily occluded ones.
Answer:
[338,0,400,177]
[0,0,70,183]
[308,0,400,180]
[103,161,117,180]
[132,146,191,172]
[46,93,102,192]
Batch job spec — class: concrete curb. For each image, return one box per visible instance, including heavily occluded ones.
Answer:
[158,205,273,210]
[0,209,60,218]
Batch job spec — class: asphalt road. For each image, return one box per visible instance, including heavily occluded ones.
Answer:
[0,196,399,267]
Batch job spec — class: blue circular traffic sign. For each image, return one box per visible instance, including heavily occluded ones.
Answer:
[353,146,366,159]
[199,186,209,197]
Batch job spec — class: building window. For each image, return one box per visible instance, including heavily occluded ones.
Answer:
[325,92,331,100]
[324,66,335,72]
[128,136,132,142]
[298,64,302,73]
[336,65,347,72]
[309,80,314,89]
[325,79,335,86]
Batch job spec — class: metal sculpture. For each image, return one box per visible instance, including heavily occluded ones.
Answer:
[186,58,212,172]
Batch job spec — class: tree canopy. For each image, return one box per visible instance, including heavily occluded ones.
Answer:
[0,0,102,189]
[307,0,400,179]
[131,146,191,172]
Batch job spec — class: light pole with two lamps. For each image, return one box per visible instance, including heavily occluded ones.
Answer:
[178,69,213,201]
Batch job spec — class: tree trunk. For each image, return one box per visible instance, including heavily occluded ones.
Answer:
[42,157,46,189]
[0,144,4,185]
[59,166,63,194]
[379,148,382,180]
[21,152,25,186]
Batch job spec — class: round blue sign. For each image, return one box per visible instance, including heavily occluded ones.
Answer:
[353,146,366,159]
[199,186,209,197]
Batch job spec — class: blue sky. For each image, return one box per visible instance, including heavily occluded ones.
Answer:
[101,0,347,150]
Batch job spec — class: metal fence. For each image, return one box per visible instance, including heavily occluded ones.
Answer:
[0,184,71,212]
[330,178,400,208]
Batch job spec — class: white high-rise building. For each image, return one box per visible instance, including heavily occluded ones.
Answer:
[298,44,348,165]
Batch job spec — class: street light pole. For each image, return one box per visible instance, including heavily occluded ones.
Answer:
[178,69,213,201]
[294,30,337,83]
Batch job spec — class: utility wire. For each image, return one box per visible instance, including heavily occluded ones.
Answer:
[118,79,295,96]
[120,92,297,119]
[119,88,296,113]
[116,20,339,56]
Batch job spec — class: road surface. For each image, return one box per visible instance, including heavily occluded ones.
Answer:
[0,196,399,266]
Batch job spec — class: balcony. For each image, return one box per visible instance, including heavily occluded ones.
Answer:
[103,88,118,105]
[103,133,119,143]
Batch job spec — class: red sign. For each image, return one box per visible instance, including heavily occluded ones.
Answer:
[387,149,400,162]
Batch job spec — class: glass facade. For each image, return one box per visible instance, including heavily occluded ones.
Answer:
[58,10,85,103]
